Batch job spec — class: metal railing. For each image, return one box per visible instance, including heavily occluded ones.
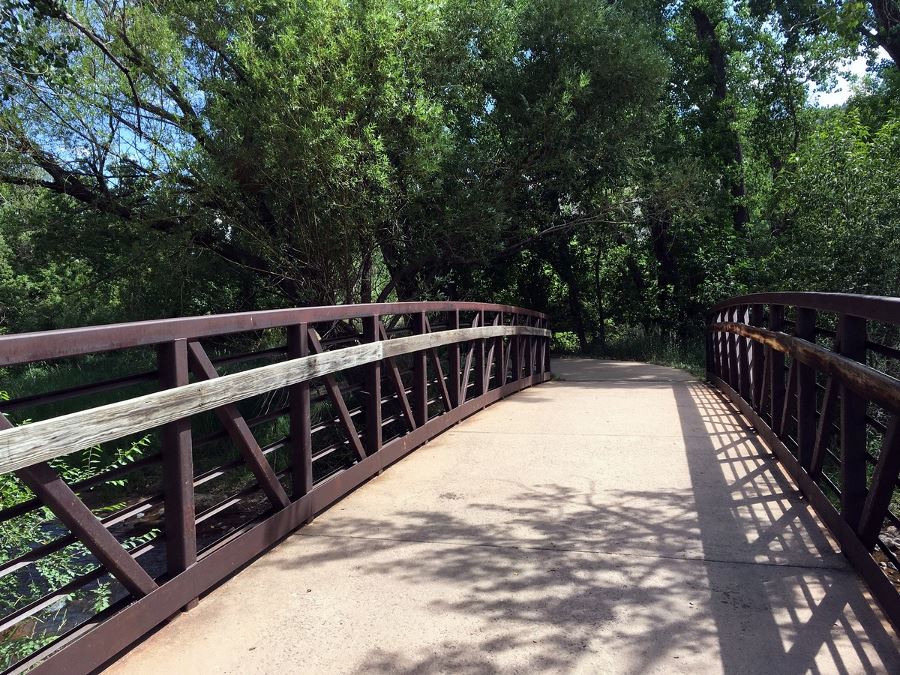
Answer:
[0,302,551,674]
[706,292,900,630]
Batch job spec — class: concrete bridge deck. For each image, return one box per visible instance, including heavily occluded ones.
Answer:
[109,359,900,674]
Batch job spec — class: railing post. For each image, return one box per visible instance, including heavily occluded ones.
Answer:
[727,306,739,389]
[288,324,312,500]
[750,305,764,408]
[475,309,486,396]
[495,311,505,387]
[157,338,197,610]
[839,314,868,528]
[512,314,522,383]
[737,305,751,401]
[524,315,534,378]
[363,315,382,456]
[412,312,429,425]
[544,317,552,375]
[769,305,785,432]
[795,308,817,469]
[711,310,720,379]
[448,310,461,408]
[536,317,545,375]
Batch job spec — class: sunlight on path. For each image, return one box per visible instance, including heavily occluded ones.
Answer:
[108,359,900,674]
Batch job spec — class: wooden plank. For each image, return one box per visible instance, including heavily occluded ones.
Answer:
[858,417,900,548]
[288,324,312,499]
[306,330,368,462]
[187,342,291,510]
[378,323,416,432]
[711,320,900,414]
[156,339,196,605]
[0,324,550,475]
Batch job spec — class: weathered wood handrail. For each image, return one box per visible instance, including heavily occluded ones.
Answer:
[706,292,900,632]
[0,302,551,674]
[0,325,549,475]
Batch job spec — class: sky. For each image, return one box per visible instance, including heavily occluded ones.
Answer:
[809,47,890,107]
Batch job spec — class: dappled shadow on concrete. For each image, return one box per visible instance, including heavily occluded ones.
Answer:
[107,363,899,674]
[252,379,898,673]
[552,357,697,383]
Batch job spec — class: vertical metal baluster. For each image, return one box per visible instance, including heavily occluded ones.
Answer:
[475,310,487,396]
[769,305,786,433]
[157,338,197,610]
[448,310,461,408]
[737,305,751,401]
[795,308,817,469]
[750,305,764,409]
[363,315,382,456]
[288,324,312,501]
[839,314,868,528]
[413,312,429,425]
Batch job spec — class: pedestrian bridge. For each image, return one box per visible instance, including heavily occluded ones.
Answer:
[1,296,899,673]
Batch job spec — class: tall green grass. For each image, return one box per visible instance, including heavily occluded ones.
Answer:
[551,325,706,378]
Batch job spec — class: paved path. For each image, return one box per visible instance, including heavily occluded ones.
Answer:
[110,359,900,674]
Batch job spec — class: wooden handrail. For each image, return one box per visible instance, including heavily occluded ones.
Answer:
[0,302,552,674]
[0,324,548,475]
[710,292,900,325]
[706,293,900,633]
[711,322,900,412]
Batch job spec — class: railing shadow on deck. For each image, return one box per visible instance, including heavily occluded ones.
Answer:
[249,377,898,674]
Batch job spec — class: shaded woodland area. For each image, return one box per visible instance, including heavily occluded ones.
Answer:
[1,3,900,669]
[0,0,898,355]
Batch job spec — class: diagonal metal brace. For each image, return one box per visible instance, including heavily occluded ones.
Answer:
[306,330,367,462]
[186,342,290,509]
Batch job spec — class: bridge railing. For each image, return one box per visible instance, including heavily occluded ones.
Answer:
[706,292,900,628]
[0,302,551,673]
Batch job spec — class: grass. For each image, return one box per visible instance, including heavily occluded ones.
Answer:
[551,325,706,378]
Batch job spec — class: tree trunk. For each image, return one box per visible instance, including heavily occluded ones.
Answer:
[870,1,900,68]
[593,234,606,352]
[691,6,749,232]
[648,199,679,318]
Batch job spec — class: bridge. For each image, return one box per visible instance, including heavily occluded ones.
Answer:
[0,295,899,673]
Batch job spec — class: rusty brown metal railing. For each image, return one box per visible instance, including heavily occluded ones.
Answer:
[0,302,551,674]
[706,292,900,631]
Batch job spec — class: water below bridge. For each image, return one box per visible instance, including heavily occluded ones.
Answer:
[108,359,899,673]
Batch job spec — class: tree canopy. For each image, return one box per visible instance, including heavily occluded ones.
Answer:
[1,0,898,348]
